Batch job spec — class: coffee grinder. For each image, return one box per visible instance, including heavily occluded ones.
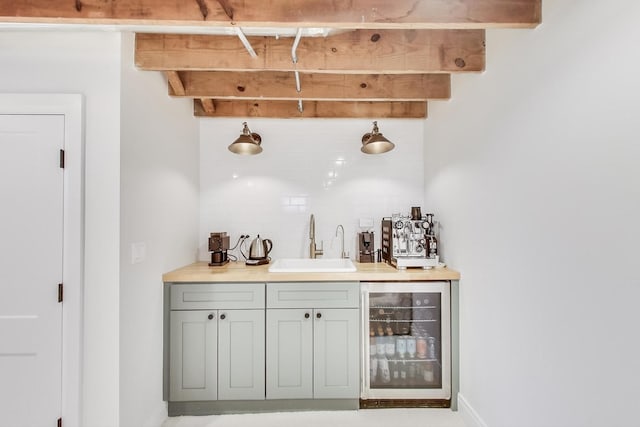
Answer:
[357,231,375,263]
[208,232,230,266]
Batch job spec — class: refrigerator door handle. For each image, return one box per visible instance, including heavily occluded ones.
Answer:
[360,286,367,398]
[360,284,371,399]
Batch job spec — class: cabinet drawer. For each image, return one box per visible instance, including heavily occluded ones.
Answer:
[171,283,265,310]
[267,282,359,309]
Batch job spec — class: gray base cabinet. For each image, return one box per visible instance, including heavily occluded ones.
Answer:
[170,310,218,401]
[266,282,360,400]
[166,281,360,407]
[168,283,265,402]
[218,309,265,400]
[266,309,313,399]
[313,308,359,399]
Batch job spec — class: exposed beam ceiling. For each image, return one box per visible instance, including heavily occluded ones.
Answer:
[135,30,485,73]
[0,0,541,28]
[1,0,541,119]
[194,99,428,119]
[173,71,450,101]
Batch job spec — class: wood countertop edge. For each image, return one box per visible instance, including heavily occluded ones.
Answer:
[163,261,460,283]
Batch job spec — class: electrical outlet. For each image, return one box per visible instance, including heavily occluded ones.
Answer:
[359,217,374,228]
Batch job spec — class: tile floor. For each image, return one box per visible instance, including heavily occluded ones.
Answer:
[162,408,466,427]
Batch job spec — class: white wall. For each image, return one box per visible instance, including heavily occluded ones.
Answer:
[119,33,199,427]
[0,32,122,426]
[200,118,425,261]
[424,1,640,426]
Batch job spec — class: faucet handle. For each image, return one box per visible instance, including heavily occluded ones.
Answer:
[317,240,324,256]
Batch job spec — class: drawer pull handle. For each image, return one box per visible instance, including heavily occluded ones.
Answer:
[316,312,322,319]
[220,314,226,320]
[208,314,214,320]
[304,313,310,319]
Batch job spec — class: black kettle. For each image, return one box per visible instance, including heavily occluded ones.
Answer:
[249,235,273,260]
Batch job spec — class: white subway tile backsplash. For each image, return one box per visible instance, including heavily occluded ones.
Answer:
[199,118,425,260]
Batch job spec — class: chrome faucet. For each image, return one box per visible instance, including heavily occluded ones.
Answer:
[335,224,349,259]
[309,214,323,258]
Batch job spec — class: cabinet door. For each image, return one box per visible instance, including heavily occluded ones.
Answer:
[218,309,265,400]
[313,308,360,399]
[170,310,218,401]
[266,309,313,399]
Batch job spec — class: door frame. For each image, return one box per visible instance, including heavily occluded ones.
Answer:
[0,94,83,427]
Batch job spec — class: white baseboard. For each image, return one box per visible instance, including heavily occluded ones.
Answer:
[143,401,168,427]
[458,393,488,427]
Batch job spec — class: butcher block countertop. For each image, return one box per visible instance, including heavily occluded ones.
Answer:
[163,261,460,283]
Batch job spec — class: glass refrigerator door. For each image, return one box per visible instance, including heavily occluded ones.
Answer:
[361,282,451,400]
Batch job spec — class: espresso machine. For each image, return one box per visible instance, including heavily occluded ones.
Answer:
[381,207,439,269]
[208,232,230,266]
[357,231,375,263]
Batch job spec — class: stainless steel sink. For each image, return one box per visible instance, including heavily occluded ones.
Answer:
[268,258,357,273]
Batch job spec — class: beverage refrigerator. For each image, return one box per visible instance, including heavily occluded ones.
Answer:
[360,282,451,404]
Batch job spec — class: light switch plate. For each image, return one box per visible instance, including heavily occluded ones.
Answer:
[131,242,146,264]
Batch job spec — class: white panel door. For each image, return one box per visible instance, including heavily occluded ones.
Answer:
[0,114,64,426]
[313,309,360,399]
[218,309,265,400]
[266,309,313,399]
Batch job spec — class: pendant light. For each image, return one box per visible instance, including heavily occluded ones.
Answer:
[361,121,395,154]
[228,122,263,155]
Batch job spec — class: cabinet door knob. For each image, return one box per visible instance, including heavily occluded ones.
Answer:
[220,314,226,320]
[208,314,214,320]
[316,312,322,319]
[304,313,310,319]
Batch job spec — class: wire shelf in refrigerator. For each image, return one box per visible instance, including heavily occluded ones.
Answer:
[370,305,438,310]
[369,319,437,323]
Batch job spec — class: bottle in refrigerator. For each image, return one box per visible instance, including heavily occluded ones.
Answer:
[406,336,417,359]
[427,336,437,360]
[416,335,427,359]
[409,339,421,382]
[370,331,378,384]
[423,362,435,384]
[399,360,408,384]
[376,332,390,384]
[396,336,407,359]
[386,331,396,384]
[385,331,396,358]
[375,333,386,357]
[390,360,399,385]
[407,361,417,385]
[379,354,391,384]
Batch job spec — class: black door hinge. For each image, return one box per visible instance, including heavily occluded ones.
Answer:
[57,417,62,427]
[59,149,65,169]
[58,283,63,303]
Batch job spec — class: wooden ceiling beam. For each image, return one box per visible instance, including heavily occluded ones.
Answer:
[136,30,485,74]
[175,71,450,101]
[200,98,216,114]
[164,71,185,96]
[195,99,427,119]
[1,0,541,28]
